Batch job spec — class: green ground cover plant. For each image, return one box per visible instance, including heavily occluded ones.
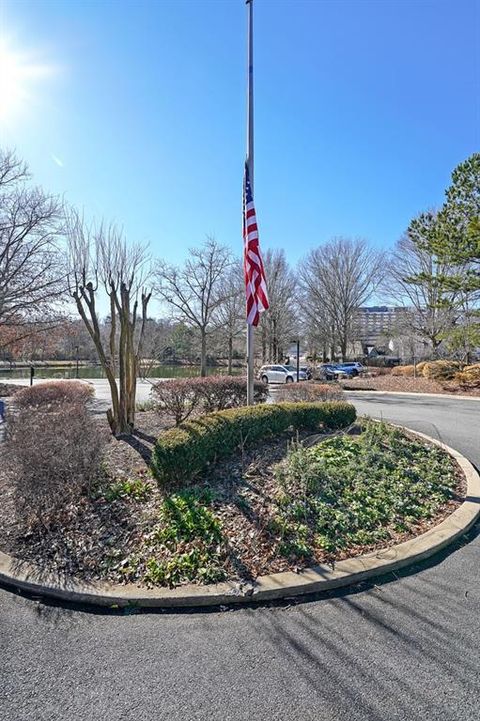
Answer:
[271,421,459,558]
[102,478,152,502]
[143,490,226,586]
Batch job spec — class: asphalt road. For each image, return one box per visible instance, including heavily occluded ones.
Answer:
[1,392,480,721]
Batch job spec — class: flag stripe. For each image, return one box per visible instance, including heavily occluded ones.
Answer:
[243,162,269,327]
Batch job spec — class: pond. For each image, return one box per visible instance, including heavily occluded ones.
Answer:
[0,364,244,380]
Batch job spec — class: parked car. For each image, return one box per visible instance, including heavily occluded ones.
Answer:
[336,362,365,378]
[258,364,308,384]
[318,364,348,381]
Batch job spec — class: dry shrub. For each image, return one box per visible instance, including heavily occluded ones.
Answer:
[276,382,345,403]
[151,378,200,425]
[454,363,480,387]
[14,380,94,409]
[422,360,462,381]
[193,375,267,412]
[151,376,268,425]
[0,383,27,397]
[368,367,392,376]
[5,401,105,529]
[391,365,415,377]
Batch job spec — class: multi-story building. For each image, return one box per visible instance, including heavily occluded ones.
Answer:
[355,306,407,351]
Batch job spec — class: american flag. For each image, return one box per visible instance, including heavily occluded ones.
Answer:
[243,162,269,326]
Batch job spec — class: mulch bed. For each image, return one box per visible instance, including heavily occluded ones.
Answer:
[0,410,466,587]
[341,376,480,396]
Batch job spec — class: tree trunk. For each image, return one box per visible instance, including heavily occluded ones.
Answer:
[227,335,233,375]
[272,317,278,363]
[200,330,207,377]
[261,324,267,363]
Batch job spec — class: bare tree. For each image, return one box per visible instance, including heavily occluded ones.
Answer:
[260,249,297,363]
[66,211,152,434]
[0,149,65,334]
[212,260,244,373]
[154,237,232,376]
[299,237,385,360]
[386,218,462,355]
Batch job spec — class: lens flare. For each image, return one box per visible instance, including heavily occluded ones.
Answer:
[0,39,54,122]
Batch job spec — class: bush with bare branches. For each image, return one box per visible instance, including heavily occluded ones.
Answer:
[5,399,105,530]
[151,378,200,426]
[276,382,345,403]
[151,376,268,425]
[13,380,94,409]
[193,375,268,412]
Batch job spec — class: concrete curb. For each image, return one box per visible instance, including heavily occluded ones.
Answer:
[343,389,480,402]
[1,427,479,609]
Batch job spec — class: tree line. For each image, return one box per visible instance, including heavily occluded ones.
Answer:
[1,147,478,431]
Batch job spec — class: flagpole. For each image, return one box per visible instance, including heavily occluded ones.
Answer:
[246,0,254,405]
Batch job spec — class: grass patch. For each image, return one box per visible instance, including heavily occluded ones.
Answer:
[271,421,459,559]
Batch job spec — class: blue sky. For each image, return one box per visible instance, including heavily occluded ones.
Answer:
[0,0,478,266]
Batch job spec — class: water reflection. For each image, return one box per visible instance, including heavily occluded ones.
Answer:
[0,365,243,380]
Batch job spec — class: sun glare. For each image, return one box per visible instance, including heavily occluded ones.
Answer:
[0,39,54,122]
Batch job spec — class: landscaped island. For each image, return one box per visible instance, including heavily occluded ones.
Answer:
[0,380,464,589]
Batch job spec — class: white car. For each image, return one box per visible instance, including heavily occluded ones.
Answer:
[258,364,308,384]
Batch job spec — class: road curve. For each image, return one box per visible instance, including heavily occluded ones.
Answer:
[1,393,479,721]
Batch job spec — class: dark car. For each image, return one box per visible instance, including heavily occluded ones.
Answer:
[318,364,347,380]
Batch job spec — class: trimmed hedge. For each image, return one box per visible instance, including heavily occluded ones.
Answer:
[151,401,356,485]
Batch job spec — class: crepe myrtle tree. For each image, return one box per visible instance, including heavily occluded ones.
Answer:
[66,210,152,434]
[154,237,232,377]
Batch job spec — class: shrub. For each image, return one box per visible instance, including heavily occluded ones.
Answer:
[193,375,268,412]
[0,383,27,397]
[366,367,392,376]
[14,380,94,409]
[454,363,480,387]
[391,362,429,377]
[422,360,462,381]
[5,402,106,529]
[276,382,345,403]
[151,375,268,425]
[391,365,415,377]
[151,401,357,485]
[151,378,200,425]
